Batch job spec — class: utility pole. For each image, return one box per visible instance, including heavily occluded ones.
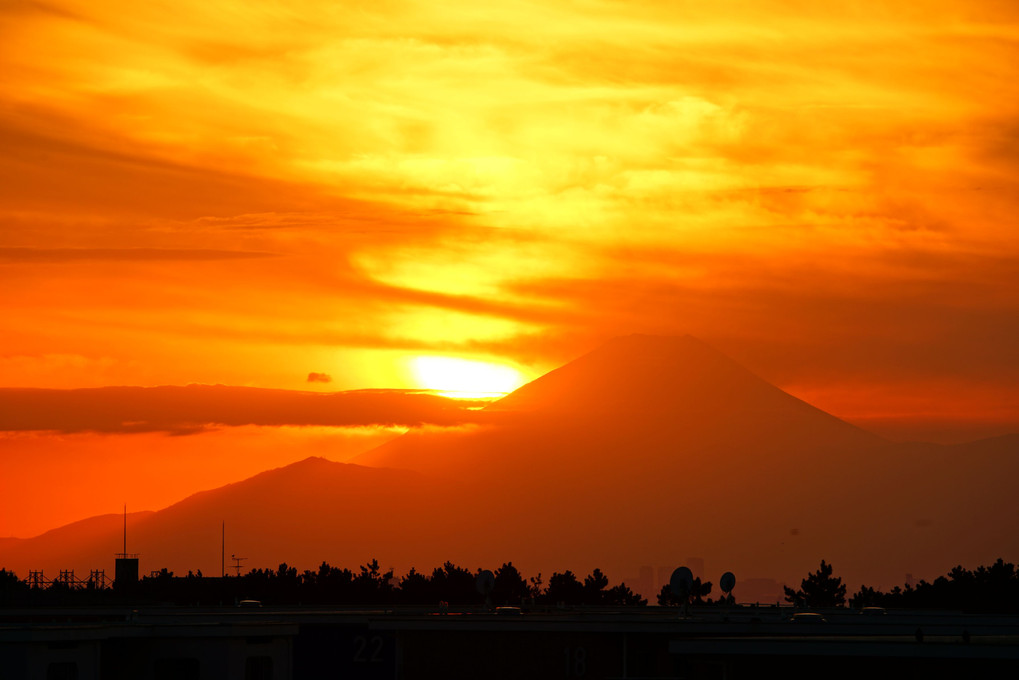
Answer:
[231,554,247,577]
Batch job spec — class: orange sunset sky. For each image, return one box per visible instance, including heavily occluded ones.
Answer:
[2,1,1018,536]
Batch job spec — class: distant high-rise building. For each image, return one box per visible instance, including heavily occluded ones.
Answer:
[658,566,672,593]
[627,565,655,600]
[686,557,705,580]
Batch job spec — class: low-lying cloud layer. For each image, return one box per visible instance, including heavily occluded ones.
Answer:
[0,386,489,434]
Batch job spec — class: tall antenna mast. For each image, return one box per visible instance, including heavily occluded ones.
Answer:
[113,503,140,588]
[221,522,225,578]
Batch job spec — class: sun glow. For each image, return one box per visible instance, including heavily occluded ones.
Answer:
[410,356,527,399]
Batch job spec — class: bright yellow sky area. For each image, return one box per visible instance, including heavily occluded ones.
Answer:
[410,355,526,398]
[1,0,1017,426]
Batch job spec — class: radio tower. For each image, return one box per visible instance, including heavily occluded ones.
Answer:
[114,504,139,587]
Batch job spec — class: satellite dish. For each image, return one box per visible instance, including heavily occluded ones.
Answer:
[670,567,693,598]
[720,571,736,595]
[475,569,495,596]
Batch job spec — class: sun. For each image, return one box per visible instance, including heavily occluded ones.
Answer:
[410,356,527,399]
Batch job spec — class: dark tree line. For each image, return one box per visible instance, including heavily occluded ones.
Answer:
[850,558,1019,613]
[783,558,1019,613]
[7,558,1017,612]
[656,577,714,606]
[784,560,847,608]
[0,560,646,608]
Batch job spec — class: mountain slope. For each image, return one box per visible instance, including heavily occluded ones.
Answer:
[0,512,155,579]
[356,334,883,475]
[0,459,441,577]
[4,336,1016,592]
[493,334,841,417]
[348,335,1017,587]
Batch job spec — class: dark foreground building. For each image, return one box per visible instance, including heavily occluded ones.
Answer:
[2,605,1017,679]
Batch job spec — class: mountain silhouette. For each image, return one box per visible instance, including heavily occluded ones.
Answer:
[494,334,847,417]
[5,335,1017,592]
[1,458,439,578]
[356,334,883,475]
[0,512,155,579]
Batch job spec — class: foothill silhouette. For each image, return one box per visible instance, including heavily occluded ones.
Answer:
[3,335,1018,601]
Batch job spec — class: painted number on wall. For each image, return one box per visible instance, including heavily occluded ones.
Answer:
[353,635,384,664]
[564,646,587,677]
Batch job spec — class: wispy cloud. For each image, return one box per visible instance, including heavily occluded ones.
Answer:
[0,247,275,263]
[0,0,1016,435]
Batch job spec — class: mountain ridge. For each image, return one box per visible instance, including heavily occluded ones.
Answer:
[0,457,431,577]
[4,335,1016,592]
[356,333,884,473]
[491,334,812,414]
